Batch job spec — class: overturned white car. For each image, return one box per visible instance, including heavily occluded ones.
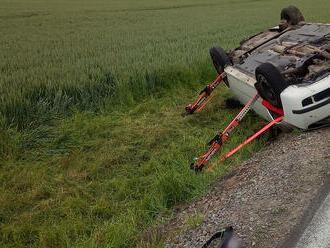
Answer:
[185,6,330,171]
[211,6,330,130]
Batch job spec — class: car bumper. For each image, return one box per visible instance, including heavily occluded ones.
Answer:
[281,75,330,129]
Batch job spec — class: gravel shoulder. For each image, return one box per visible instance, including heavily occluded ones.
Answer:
[164,127,330,248]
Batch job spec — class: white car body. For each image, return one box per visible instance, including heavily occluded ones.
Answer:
[225,65,330,129]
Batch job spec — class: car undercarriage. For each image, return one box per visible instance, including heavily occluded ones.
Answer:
[229,23,330,85]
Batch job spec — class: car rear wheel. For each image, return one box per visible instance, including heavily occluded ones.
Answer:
[255,63,288,108]
[280,6,305,25]
[210,46,230,74]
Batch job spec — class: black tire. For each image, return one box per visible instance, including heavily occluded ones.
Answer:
[280,6,305,25]
[254,63,288,108]
[210,46,230,74]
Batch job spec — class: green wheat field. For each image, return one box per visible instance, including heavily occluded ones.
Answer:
[0,0,329,247]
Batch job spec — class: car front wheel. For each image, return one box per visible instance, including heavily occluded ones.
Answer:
[255,63,288,108]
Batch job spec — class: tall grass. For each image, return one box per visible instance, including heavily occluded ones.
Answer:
[0,83,265,247]
[1,0,330,247]
[1,0,329,129]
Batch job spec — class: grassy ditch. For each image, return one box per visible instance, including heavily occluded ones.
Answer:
[0,80,265,247]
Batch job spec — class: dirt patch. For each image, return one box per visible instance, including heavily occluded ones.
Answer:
[164,127,330,248]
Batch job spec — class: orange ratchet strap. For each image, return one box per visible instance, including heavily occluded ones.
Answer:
[206,115,284,171]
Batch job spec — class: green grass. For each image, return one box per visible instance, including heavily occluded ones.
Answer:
[186,211,204,229]
[1,0,330,247]
[1,80,265,248]
[1,0,329,129]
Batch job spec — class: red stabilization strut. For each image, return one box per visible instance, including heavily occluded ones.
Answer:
[184,72,227,115]
[190,93,260,172]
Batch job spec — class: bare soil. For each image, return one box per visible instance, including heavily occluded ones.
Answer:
[164,127,330,248]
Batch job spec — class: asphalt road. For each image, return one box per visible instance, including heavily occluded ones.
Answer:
[295,192,330,248]
[283,174,330,248]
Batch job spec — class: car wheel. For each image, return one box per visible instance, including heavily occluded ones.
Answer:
[255,63,288,108]
[210,46,230,74]
[280,6,305,25]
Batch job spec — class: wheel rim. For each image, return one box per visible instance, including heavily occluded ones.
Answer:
[257,74,279,106]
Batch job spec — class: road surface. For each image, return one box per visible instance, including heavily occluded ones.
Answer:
[284,175,330,248]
